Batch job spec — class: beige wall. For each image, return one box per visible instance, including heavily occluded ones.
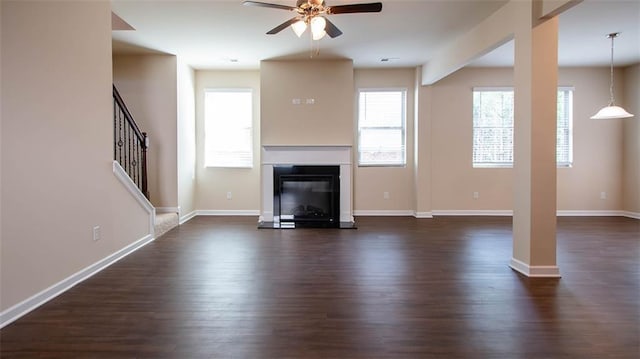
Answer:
[260,60,354,146]
[429,66,625,212]
[113,55,178,209]
[189,65,629,215]
[195,70,261,212]
[177,60,196,220]
[622,64,640,214]
[431,68,514,210]
[557,67,624,211]
[1,1,151,311]
[353,68,416,213]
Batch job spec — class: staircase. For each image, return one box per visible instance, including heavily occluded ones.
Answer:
[114,84,179,239]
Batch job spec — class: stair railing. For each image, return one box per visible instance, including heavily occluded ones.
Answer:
[113,85,149,199]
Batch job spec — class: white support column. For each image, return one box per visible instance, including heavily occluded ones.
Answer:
[511,2,560,277]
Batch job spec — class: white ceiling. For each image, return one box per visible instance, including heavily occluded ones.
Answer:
[112,0,640,70]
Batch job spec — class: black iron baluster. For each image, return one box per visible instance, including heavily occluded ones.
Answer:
[113,85,149,199]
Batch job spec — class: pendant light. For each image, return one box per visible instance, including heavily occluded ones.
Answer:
[591,33,634,119]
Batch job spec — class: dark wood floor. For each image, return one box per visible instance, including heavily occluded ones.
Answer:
[1,216,638,358]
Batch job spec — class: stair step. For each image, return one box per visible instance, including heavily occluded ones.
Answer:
[154,212,179,238]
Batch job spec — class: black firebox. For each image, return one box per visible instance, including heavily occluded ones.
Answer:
[273,165,340,228]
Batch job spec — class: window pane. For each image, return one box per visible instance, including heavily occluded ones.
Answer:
[359,91,404,127]
[472,88,573,168]
[556,89,573,166]
[359,128,404,165]
[472,90,514,167]
[358,90,406,166]
[204,90,253,168]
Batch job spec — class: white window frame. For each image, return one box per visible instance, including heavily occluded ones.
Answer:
[204,88,253,168]
[357,88,407,167]
[472,87,574,168]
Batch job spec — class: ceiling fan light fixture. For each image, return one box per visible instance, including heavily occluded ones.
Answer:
[291,20,307,37]
[310,16,327,39]
[591,32,634,120]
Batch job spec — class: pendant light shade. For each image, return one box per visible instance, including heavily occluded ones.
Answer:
[591,33,634,120]
[591,105,634,120]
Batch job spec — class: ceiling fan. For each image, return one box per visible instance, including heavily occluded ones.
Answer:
[243,0,382,40]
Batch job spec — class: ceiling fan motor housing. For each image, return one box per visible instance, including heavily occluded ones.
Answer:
[298,0,325,8]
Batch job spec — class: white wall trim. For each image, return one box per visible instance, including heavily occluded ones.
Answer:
[414,211,434,218]
[180,210,197,224]
[354,210,415,217]
[197,210,260,216]
[156,206,180,214]
[556,210,626,217]
[433,210,513,216]
[0,233,155,329]
[430,210,634,217]
[509,258,561,278]
[112,161,155,235]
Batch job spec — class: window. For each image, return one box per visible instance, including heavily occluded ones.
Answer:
[472,89,514,167]
[472,87,573,168]
[357,89,406,166]
[556,88,573,167]
[204,89,253,168]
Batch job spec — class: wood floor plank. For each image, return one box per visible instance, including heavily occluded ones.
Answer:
[1,216,638,358]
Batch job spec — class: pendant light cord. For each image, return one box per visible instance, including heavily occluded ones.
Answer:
[608,33,618,106]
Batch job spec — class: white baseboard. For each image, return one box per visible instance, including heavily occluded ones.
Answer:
[0,234,155,329]
[433,210,513,216]
[556,210,625,216]
[353,210,415,216]
[430,210,636,218]
[509,258,561,278]
[196,210,260,216]
[180,210,197,224]
[414,211,434,218]
[622,211,640,219]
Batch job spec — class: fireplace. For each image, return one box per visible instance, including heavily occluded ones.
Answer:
[274,166,340,228]
[259,145,354,229]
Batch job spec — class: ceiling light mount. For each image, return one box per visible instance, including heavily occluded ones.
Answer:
[590,32,634,119]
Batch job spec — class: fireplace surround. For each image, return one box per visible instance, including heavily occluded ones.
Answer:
[260,145,354,228]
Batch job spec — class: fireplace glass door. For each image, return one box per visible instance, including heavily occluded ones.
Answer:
[274,166,340,227]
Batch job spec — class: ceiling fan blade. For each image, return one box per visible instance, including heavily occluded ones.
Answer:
[328,2,382,14]
[243,1,297,11]
[324,18,343,38]
[267,17,300,35]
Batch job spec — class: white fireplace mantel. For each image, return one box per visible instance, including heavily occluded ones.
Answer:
[260,145,353,223]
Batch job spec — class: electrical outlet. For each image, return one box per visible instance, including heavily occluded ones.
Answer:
[383,191,390,200]
[600,191,607,200]
[226,191,233,200]
[93,226,101,241]
[473,192,479,199]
